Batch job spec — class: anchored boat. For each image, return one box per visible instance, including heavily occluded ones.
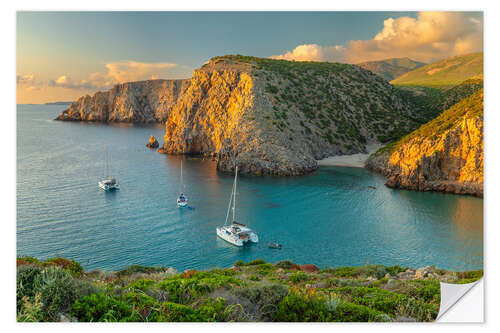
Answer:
[98,146,120,191]
[216,166,258,246]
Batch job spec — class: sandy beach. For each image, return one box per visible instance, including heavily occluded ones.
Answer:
[317,143,382,168]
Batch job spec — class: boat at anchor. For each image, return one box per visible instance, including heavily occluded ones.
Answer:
[216,166,258,246]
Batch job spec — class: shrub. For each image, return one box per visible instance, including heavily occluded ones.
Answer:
[274,293,332,322]
[42,257,83,277]
[17,293,44,322]
[289,271,309,284]
[234,284,288,320]
[128,279,156,292]
[160,302,200,322]
[275,260,296,269]
[245,259,266,266]
[71,293,132,322]
[17,265,42,310]
[234,260,245,267]
[332,301,384,322]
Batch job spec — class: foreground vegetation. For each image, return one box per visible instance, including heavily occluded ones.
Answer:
[17,257,482,322]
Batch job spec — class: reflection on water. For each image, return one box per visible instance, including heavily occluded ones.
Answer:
[17,105,483,272]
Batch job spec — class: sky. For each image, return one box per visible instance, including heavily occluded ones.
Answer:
[16,11,483,104]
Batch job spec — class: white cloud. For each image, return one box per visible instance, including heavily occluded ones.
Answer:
[32,60,193,91]
[270,12,483,64]
[270,44,345,62]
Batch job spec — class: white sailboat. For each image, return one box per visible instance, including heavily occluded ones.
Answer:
[177,160,188,207]
[98,146,120,191]
[216,166,258,246]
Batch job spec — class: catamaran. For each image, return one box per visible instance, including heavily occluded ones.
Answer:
[177,160,188,207]
[216,166,258,246]
[98,146,120,191]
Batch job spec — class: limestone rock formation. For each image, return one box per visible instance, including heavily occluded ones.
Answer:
[366,90,483,197]
[146,135,159,149]
[56,79,190,123]
[161,55,418,176]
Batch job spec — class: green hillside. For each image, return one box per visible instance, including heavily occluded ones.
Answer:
[380,88,483,155]
[390,52,483,88]
[357,58,426,81]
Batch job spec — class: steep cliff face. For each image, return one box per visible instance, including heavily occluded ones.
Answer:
[161,55,418,175]
[366,90,483,196]
[56,79,190,123]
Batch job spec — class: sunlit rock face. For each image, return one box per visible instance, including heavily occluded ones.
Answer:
[161,56,416,176]
[366,90,483,197]
[56,79,190,123]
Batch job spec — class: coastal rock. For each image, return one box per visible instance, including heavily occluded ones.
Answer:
[56,79,190,123]
[160,56,417,176]
[146,135,159,148]
[300,264,320,273]
[366,90,483,197]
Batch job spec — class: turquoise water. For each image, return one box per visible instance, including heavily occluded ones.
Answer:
[17,105,483,272]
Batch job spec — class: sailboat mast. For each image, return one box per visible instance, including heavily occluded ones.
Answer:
[233,166,238,222]
[180,160,183,191]
[105,146,108,178]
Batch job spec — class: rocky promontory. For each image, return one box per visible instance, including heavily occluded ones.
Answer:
[161,55,419,175]
[56,79,190,123]
[366,90,483,197]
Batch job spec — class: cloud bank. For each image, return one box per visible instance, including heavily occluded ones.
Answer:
[45,60,190,91]
[270,12,483,63]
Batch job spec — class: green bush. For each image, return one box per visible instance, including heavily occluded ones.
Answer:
[32,266,79,321]
[332,301,384,322]
[42,257,83,277]
[289,271,309,283]
[234,284,288,320]
[275,260,296,269]
[71,293,132,322]
[245,259,266,266]
[17,265,42,310]
[275,293,332,322]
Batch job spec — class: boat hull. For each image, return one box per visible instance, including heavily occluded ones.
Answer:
[216,227,244,246]
[177,200,188,207]
[98,182,120,191]
[216,227,258,246]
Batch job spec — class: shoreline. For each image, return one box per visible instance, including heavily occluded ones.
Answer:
[316,143,382,168]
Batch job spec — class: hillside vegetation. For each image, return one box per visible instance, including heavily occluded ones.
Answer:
[357,57,426,81]
[367,89,483,196]
[17,256,482,322]
[390,52,483,88]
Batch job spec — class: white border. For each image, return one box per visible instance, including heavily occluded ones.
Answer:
[3,0,499,332]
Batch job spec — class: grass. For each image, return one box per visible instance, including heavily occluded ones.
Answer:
[16,257,482,322]
[391,52,483,88]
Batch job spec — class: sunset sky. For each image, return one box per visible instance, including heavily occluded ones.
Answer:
[17,11,483,104]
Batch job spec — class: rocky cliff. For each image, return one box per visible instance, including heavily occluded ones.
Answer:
[366,90,483,196]
[56,79,190,123]
[160,55,419,175]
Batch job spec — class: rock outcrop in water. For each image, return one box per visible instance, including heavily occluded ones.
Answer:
[146,135,159,148]
[161,55,418,175]
[366,90,483,197]
[56,79,190,123]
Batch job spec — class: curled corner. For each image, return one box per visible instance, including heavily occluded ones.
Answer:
[436,278,483,322]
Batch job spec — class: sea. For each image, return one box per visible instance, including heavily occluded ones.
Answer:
[17,104,484,272]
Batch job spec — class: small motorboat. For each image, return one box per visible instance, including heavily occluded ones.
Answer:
[268,242,282,249]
